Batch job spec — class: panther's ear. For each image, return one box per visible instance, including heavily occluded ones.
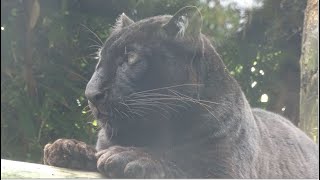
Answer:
[113,13,134,31]
[163,6,203,39]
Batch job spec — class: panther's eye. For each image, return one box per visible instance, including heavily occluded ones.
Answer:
[127,52,138,65]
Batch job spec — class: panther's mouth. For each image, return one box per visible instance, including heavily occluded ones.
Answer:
[88,101,111,122]
[89,100,134,127]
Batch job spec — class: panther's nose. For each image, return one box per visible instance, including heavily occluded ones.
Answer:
[85,71,108,106]
[85,88,105,106]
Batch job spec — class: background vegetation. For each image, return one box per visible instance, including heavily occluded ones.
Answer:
[1,0,317,163]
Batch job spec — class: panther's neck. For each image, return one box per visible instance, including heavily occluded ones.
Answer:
[171,35,259,144]
[170,87,257,144]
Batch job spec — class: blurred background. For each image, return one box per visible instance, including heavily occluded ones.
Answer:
[1,0,318,163]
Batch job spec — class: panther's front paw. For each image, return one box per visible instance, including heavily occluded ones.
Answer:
[43,139,97,171]
[96,146,165,178]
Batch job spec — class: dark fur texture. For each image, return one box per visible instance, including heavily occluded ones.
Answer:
[44,7,319,178]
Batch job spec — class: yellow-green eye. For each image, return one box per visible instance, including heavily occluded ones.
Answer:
[127,52,138,65]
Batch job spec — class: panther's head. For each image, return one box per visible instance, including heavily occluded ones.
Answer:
[85,7,234,145]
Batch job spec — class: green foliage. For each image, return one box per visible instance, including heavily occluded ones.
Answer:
[1,0,308,163]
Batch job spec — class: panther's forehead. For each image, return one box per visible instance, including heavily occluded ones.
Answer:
[104,15,172,49]
[101,14,202,63]
[112,15,172,35]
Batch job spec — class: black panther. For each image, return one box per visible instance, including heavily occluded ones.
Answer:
[43,6,319,178]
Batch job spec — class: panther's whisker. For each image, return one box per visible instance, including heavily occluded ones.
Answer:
[127,107,148,119]
[128,84,204,96]
[130,105,170,121]
[127,92,178,98]
[125,98,183,113]
[113,107,124,121]
[133,91,220,122]
[129,92,197,108]
[127,97,194,109]
[129,109,145,118]
[88,44,102,48]
[127,101,172,116]
[81,24,104,45]
[126,88,225,122]
[88,38,103,47]
[167,89,230,112]
[88,45,102,51]
[169,89,225,105]
[121,111,134,121]
[109,126,114,141]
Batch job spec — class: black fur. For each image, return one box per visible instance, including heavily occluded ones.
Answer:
[44,7,319,178]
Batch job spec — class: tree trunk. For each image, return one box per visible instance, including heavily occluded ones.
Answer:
[23,0,39,98]
[299,0,318,143]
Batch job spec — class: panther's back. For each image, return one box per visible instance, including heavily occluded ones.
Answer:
[253,108,319,178]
